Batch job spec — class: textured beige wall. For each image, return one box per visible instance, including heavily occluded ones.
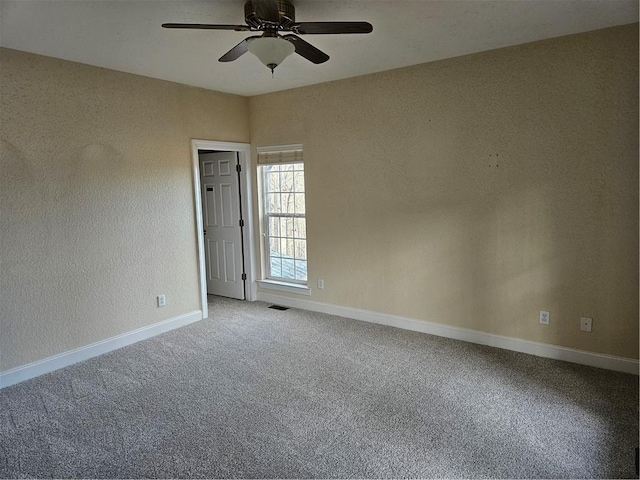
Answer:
[2,24,637,373]
[1,48,250,370]
[250,24,639,359]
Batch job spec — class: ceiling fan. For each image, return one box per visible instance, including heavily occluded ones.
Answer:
[162,0,373,74]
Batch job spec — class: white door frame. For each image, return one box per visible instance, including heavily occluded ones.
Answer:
[191,140,257,319]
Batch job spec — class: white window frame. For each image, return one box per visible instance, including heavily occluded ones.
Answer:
[257,145,310,295]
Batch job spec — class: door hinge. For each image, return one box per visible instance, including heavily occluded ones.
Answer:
[241,273,247,281]
[236,164,241,172]
[239,219,244,227]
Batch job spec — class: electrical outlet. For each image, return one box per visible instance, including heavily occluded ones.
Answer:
[157,294,166,307]
[317,279,325,290]
[580,317,592,332]
[539,310,550,325]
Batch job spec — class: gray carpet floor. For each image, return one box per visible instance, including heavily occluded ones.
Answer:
[1,295,638,479]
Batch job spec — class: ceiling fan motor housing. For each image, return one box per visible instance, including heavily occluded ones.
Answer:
[244,0,295,29]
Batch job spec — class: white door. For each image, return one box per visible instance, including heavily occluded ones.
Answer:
[199,152,245,300]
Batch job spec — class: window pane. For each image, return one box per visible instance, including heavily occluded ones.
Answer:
[281,256,295,279]
[281,193,295,214]
[278,217,286,238]
[293,171,305,192]
[268,216,280,237]
[267,193,281,213]
[270,256,282,278]
[293,218,306,239]
[268,172,280,192]
[281,217,293,238]
[294,193,305,215]
[295,239,307,260]
[268,236,282,257]
[280,171,294,192]
[295,260,307,281]
[284,238,295,258]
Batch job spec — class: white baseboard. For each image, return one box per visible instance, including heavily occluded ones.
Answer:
[0,310,203,389]
[258,292,639,375]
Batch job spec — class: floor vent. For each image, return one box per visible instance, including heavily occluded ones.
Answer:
[268,305,289,311]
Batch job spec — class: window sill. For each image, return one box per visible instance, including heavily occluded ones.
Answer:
[257,279,311,296]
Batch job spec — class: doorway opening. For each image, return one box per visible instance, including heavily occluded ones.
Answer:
[191,140,256,320]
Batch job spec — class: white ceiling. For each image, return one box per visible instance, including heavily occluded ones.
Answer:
[1,0,637,96]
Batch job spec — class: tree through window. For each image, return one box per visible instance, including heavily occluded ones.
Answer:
[261,161,307,283]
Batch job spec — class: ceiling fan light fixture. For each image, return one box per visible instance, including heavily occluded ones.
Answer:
[247,36,295,74]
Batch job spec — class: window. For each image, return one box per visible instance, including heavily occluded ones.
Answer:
[258,145,307,285]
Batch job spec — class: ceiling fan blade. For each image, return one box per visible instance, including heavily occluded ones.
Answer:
[253,0,280,24]
[293,22,373,35]
[282,35,329,64]
[162,23,250,31]
[219,36,261,62]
